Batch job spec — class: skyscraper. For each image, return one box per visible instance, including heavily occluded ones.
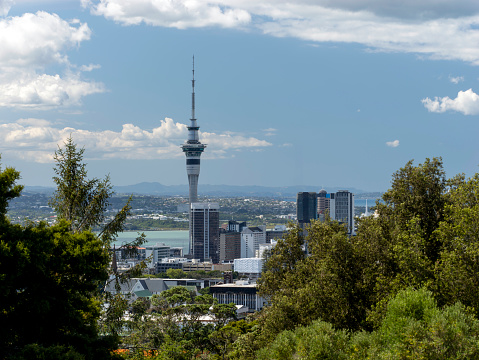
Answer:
[181,57,206,204]
[330,190,355,235]
[296,192,318,224]
[190,202,220,263]
[317,189,331,221]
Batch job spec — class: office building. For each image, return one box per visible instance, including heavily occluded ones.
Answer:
[241,225,266,258]
[219,230,241,262]
[297,192,318,224]
[317,189,331,221]
[266,225,288,243]
[330,190,355,235]
[190,202,220,263]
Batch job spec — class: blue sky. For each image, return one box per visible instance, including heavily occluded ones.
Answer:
[1,0,479,192]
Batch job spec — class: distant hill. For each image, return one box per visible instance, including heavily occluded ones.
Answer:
[111,182,372,198]
[23,186,55,195]
[23,183,380,198]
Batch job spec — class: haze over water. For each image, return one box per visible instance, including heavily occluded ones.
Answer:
[113,230,189,255]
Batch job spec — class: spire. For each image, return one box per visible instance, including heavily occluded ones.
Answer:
[191,55,195,121]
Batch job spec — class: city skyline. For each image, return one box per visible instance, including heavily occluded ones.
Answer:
[1,1,479,192]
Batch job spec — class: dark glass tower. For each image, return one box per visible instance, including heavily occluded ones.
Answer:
[190,202,220,262]
[297,192,318,224]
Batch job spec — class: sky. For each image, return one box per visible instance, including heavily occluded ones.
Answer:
[1,0,479,192]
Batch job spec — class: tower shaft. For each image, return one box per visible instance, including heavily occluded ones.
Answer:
[181,56,206,204]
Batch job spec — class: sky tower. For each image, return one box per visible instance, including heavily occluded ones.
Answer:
[181,57,206,204]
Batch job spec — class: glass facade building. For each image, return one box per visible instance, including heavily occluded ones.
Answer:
[190,202,220,263]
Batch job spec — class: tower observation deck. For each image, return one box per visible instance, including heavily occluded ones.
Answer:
[181,57,206,204]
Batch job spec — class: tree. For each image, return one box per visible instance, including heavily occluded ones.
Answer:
[377,157,448,262]
[0,160,116,359]
[256,288,479,360]
[257,219,363,344]
[433,172,479,314]
[49,136,139,249]
[256,158,466,344]
[120,286,236,359]
[50,136,112,234]
[166,268,187,279]
[48,137,147,348]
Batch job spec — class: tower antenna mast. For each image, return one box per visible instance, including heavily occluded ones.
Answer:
[191,56,195,121]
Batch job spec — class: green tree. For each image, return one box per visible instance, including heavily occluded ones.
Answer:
[256,158,464,345]
[257,288,479,360]
[433,172,479,314]
[120,287,237,359]
[166,268,187,279]
[0,161,116,359]
[48,138,146,346]
[49,136,141,249]
[50,136,113,234]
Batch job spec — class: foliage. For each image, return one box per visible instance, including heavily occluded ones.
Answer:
[166,268,188,279]
[49,136,140,247]
[433,172,479,314]
[257,288,479,360]
[0,160,116,359]
[50,136,113,235]
[256,157,479,350]
[257,219,364,345]
[47,137,147,345]
[118,286,237,359]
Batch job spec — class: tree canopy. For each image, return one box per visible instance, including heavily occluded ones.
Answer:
[247,157,479,358]
[0,159,116,359]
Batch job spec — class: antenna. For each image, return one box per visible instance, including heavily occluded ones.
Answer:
[191,55,195,120]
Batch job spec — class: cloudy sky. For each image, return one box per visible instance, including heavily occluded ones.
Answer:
[1,0,479,192]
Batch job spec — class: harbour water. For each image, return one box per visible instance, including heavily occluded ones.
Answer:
[113,230,189,254]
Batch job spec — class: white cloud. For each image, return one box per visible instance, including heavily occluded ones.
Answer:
[386,139,399,147]
[0,0,13,16]
[0,11,91,68]
[0,11,105,109]
[449,75,464,84]
[16,118,52,127]
[80,64,101,72]
[422,89,479,115]
[0,72,105,108]
[86,0,479,65]
[0,118,272,162]
[262,128,277,136]
[90,0,251,29]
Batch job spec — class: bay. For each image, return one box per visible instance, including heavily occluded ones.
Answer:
[113,230,189,254]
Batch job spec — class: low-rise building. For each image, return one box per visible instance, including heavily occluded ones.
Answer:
[210,280,266,312]
[234,257,263,278]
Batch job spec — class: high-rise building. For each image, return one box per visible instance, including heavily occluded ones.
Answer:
[227,220,247,233]
[241,225,266,258]
[181,57,206,204]
[219,230,241,262]
[330,190,355,235]
[190,202,220,263]
[297,192,318,224]
[317,189,331,221]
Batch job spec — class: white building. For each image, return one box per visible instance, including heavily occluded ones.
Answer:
[210,280,267,312]
[234,257,263,277]
[241,225,266,258]
[144,243,184,268]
